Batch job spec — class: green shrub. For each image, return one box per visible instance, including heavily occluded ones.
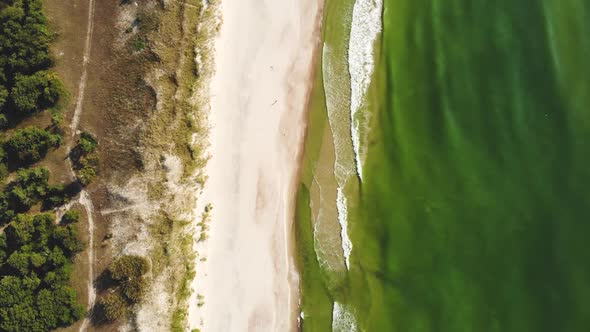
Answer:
[6,167,49,211]
[76,165,96,186]
[106,255,150,309]
[42,182,80,210]
[0,192,15,225]
[4,127,61,166]
[50,111,63,127]
[61,210,80,224]
[132,38,146,51]
[0,234,6,264]
[109,255,149,281]
[171,308,188,332]
[98,292,128,322]
[121,277,147,303]
[43,184,68,208]
[71,132,98,186]
[0,86,7,109]
[0,163,8,181]
[79,132,97,154]
[10,71,62,115]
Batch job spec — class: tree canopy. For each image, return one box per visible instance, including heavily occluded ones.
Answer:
[10,71,62,115]
[0,0,64,123]
[0,0,52,77]
[6,167,49,211]
[0,2,84,330]
[4,127,61,166]
[0,213,85,331]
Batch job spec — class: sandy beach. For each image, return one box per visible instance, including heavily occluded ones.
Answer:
[188,0,323,330]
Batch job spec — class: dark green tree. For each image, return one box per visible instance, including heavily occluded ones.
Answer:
[0,192,15,225]
[78,132,97,154]
[0,234,7,264]
[52,225,84,256]
[35,286,85,328]
[10,71,62,115]
[70,132,99,186]
[0,86,7,109]
[61,210,80,224]
[4,127,61,166]
[0,213,84,331]
[0,1,83,331]
[0,0,52,75]
[6,167,50,211]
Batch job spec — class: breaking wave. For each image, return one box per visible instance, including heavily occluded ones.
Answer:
[332,302,357,332]
[348,0,383,181]
[336,187,352,270]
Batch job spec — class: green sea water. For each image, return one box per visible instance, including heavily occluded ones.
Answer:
[297,0,590,331]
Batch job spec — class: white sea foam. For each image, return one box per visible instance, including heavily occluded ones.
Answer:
[321,42,355,273]
[323,43,355,186]
[323,40,357,273]
[348,0,383,181]
[336,187,353,270]
[312,176,345,272]
[332,302,357,332]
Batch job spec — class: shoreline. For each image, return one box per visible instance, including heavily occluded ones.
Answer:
[188,0,324,330]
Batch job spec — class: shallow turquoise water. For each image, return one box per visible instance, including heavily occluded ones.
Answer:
[345,1,590,331]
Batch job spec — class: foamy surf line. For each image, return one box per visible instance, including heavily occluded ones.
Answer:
[337,187,352,270]
[322,42,353,272]
[332,302,357,332]
[348,0,383,181]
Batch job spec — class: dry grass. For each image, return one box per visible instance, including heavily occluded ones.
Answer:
[41,0,222,330]
[83,0,221,330]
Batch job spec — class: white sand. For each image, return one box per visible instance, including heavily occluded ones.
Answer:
[188,0,323,331]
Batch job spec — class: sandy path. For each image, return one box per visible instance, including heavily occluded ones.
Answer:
[70,0,95,136]
[189,0,323,330]
[67,0,96,330]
